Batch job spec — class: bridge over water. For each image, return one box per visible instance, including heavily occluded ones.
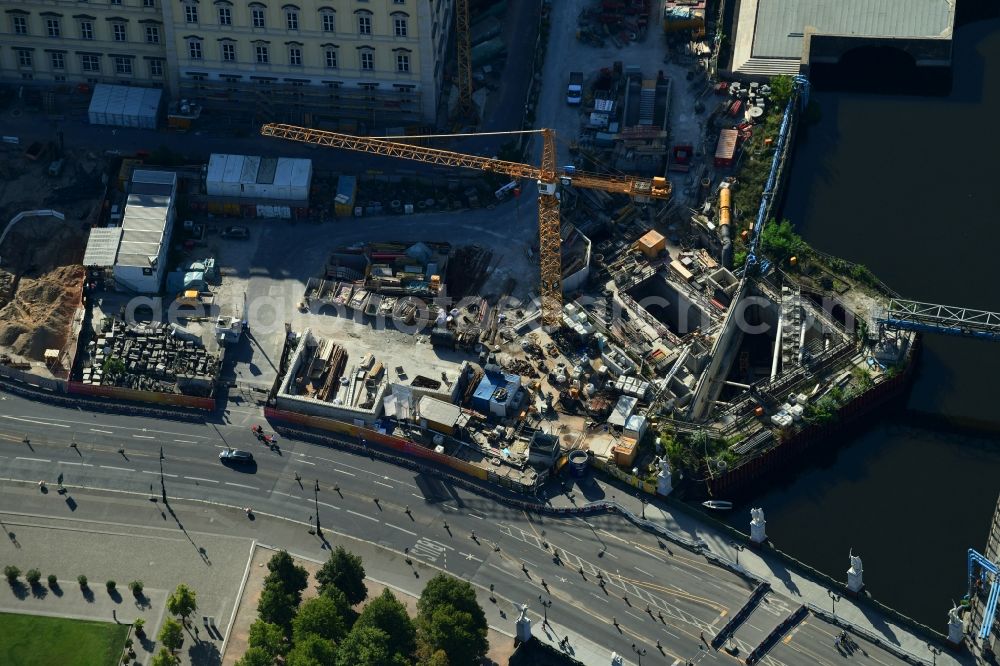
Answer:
[875,299,1000,341]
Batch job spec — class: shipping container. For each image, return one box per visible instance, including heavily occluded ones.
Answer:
[88,84,162,129]
[205,153,313,203]
[714,128,739,167]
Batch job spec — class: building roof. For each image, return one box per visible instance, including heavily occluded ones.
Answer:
[419,395,461,427]
[82,227,122,267]
[751,0,955,60]
[608,395,639,428]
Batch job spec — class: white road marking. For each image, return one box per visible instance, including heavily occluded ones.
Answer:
[59,461,93,467]
[316,500,341,511]
[16,456,51,463]
[174,439,197,444]
[625,610,644,622]
[599,529,629,544]
[184,476,218,484]
[90,429,113,434]
[591,593,610,604]
[225,482,259,490]
[132,435,155,439]
[0,413,208,439]
[635,567,654,578]
[3,416,69,428]
[468,513,484,519]
[459,552,483,562]
[347,510,378,522]
[332,468,356,476]
[561,531,583,542]
[385,522,417,536]
[101,465,134,472]
[142,470,177,477]
[373,480,393,488]
[297,460,316,466]
[487,562,519,580]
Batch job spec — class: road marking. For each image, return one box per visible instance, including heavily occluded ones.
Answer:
[16,456,52,463]
[635,567,654,578]
[411,537,452,563]
[332,468,356,476]
[2,415,70,428]
[605,551,619,560]
[346,510,378,522]
[460,552,483,562]
[385,522,417,536]
[91,429,113,434]
[59,461,93,467]
[521,560,538,569]
[486,562,519,580]
[174,439,197,444]
[225,482,259,490]
[468,513,484,519]
[373,480,393,488]
[297,460,316,466]
[590,593,609,604]
[599,529,629,544]
[625,610,644,623]
[132,435,155,439]
[184,476,218,484]
[141,470,177,478]
[561,530,583,542]
[101,465,134,472]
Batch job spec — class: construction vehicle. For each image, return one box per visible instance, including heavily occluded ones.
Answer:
[260,124,671,327]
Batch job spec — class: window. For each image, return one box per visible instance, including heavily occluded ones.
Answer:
[55,74,66,82]
[113,56,132,75]
[185,5,198,23]
[251,8,266,28]
[321,11,334,32]
[255,44,269,64]
[143,0,156,7]
[396,53,409,72]
[360,50,373,70]
[324,48,337,68]
[145,25,159,43]
[288,46,301,65]
[12,16,27,35]
[188,40,202,59]
[393,0,405,4]
[285,10,298,30]
[393,16,406,37]
[221,42,235,61]
[149,59,163,77]
[80,21,94,40]
[358,14,371,35]
[218,7,232,25]
[110,0,122,5]
[112,23,127,42]
[50,52,65,70]
[81,54,100,72]
[46,18,61,38]
[17,50,32,68]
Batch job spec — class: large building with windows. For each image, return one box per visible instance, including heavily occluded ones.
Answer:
[0,0,454,126]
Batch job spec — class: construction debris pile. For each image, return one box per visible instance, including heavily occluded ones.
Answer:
[576,0,651,48]
[290,337,383,410]
[79,320,220,396]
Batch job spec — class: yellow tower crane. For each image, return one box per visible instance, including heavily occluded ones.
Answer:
[260,124,672,327]
[455,0,476,121]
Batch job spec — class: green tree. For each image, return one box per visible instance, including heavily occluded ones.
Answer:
[266,551,309,601]
[769,74,794,108]
[355,588,416,661]
[285,633,337,666]
[4,566,20,583]
[248,620,287,658]
[418,606,487,666]
[151,647,179,666]
[257,582,299,632]
[760,219,805,265]
[47,574,58,588]
[416,575,487,666]
[335,626,396,666]
[235,646,275,666]
[292,595,349,644]
[77,575,88,588]
[167,584,198,623]
[315,546,367,605]
[419,649,449,666]
[25,569,41,585]
[158,617,185,653]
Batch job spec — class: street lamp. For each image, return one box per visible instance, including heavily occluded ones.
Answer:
[538,596,551,626]
[928,643,942,666]
[631,643,647,665]
[159,446,167,503]
[828,590,841,616]
[313,480,321,535]
[731,541,745,566]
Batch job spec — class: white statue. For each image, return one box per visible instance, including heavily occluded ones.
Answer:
[517,603,529,623]
[750,507,765,524]
[750,507,766,544]
[948,605,962,624]
[849,550,863,574]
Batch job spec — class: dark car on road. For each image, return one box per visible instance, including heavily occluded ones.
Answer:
[221,226,250,239]
[219,449,254,464]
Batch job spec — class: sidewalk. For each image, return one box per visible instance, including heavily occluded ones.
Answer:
[547,474,973,666]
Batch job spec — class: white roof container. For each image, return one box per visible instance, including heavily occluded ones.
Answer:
[205,153,313,202]
[87,84,161,129]
[205,154,228,197]
[222,154,245,198]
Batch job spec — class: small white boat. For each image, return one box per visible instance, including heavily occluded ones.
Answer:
[702,500,733,510]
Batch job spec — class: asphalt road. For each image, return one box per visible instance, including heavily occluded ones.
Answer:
[0,390,924,666]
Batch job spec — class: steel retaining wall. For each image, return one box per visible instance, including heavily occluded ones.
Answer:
[67,381,215,410]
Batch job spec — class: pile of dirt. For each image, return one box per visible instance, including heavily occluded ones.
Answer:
[0,264,85,360]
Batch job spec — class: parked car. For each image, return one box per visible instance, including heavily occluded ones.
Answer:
[219,449,254,464]
[221,226,250,239]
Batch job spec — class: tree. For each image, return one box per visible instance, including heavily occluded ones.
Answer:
[77,575,88,588]
[134,618,146,634]
[248,620,288,658]
[416,575,487,666]
[235,647,275,666]
[257,582,299,632]
[4,566,20,583]
[315,546,367,605]
[335,626,395,666]
[167,584,198,623]
[760,219,805,265]
[158,617,185,653]
[106,580,117,593]
[151,647,179,666]
[419,649,449,666]
[47,574,58,588]
[355,588,416,661]
[129,580,145,596]
[265,551,309,601]
[285,633,337,666]
[292,595,349,644]
[25,569,41,585]
[769,74,795,108]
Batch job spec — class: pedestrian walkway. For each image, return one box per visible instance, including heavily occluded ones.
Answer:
[545,475,972,666]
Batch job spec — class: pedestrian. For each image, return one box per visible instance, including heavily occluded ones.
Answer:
[294,472,301,481]
[700,631,705,643]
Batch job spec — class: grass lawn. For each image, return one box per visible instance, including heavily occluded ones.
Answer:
[0,612,129,666]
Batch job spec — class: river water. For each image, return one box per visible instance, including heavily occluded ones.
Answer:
[723,7,1000,630]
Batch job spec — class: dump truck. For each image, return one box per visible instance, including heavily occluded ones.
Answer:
[566,72,583,105]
